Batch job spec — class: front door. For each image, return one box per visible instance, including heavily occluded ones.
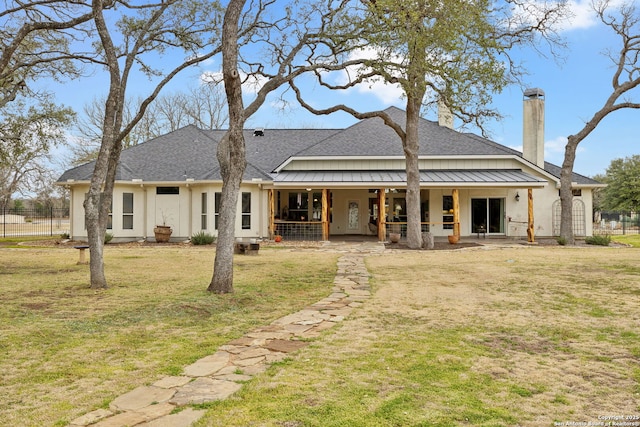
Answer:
[155,188,180,234]
[471,198,505,234]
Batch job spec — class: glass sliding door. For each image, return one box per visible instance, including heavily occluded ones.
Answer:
[471,198,505,234]
[488,198,505,233]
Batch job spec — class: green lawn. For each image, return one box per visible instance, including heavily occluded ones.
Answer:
[0,244,339,426]
[2,241,639,427]
[195,245,640,427]
[611,233,640,247]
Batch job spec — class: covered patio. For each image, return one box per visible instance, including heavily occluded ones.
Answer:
[266,169,547,243]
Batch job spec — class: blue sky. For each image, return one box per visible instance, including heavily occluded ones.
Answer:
[48,0,638,178]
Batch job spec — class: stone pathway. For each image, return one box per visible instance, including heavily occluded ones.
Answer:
[69,242,383,427]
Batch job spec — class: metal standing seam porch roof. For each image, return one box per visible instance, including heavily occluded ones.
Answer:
[271,169,549,188]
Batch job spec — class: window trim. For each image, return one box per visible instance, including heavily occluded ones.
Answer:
[122,192,133,230]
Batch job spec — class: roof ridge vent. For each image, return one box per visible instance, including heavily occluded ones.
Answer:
[253,128,264,136]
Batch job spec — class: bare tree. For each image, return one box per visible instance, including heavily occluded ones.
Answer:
[73,97,164,156]
[1,0,96,206]
[559,0,640,244]
[290,0,566,249]
[0,0,96,107]
[70,84,227,165]
[84,0,224,288]
[0,100,74,208]
[208,0,366,293]
[155,83,229,130]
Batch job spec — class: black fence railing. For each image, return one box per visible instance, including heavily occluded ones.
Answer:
[1,207,70,238]
[273,221,438,242]
[593,211,640,235]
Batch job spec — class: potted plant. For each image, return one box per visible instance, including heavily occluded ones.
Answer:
[389,223,401,243]
[153,211,172,243]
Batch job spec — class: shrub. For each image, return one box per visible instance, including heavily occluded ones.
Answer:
[60,232,70,239]
[556,236,567,246]
[585,234,611,246]
[191,231,215,245]
[104,232,113,244]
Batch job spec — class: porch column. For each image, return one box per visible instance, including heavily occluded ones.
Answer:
[452,188,460,237]
[378,188,386,241]
[527,188,535,243]
[321,189,330,241]
[268,189,275,239]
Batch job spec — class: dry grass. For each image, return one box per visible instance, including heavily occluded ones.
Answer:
[0,244,339,426]
[197,245,640,426]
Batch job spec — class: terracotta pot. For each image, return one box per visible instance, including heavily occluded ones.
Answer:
[154,225,172,243]
[389,233,401,243]
[274,235,282,243]
[448,234,459,244]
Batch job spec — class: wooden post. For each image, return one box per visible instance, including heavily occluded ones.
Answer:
[378,189,386,241]
[527,188,535,243]
[268,189,275,239]
[321,189,329,241]
[452,188,460,237]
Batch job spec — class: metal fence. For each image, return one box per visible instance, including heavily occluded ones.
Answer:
[1,208,70,238]
[593,211,640,235]
[274,221,323,241]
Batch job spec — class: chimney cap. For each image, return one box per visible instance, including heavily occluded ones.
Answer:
[524,88,545,99]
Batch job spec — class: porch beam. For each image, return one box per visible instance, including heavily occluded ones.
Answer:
[527,188,535,243]
[452,188,460,237]
[268,189,275,239]
[321,189,329,241]
[378,188,386,241]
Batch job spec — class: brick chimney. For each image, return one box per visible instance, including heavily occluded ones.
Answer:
[522,88,545,168]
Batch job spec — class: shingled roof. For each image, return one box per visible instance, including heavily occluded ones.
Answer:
[57,107,599,185]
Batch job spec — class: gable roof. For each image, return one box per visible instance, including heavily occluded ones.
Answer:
[58,125,340,182]
[57,107,601,186]
[296,106,519,157]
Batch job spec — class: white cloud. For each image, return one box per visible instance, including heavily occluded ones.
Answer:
[329,47,405,106]
[543,135,586,162]
[508,136,585,162]
[557,0,628,32]
[562,0,599,31]
[507,0,616,33]
[545,136,568,155]
[200,70,222,85]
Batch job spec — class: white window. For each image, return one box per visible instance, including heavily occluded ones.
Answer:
[201,192,207,230]
[242,192,251,229]
[122,193,133,230]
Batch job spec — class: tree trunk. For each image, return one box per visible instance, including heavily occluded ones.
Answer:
[559,135,578,245]
[84,191,108,289]
[403,95,423,249]
[208,0,246,293]
[82,0,125,289]
[208,134,245,293]
[84,123,122,288]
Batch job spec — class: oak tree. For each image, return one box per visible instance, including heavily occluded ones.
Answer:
[291,0,566,248]
[208,0,367,292]
[559,0,640,244]
[83,0,224,288]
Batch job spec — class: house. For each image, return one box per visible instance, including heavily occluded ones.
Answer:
[57,90,603,242]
